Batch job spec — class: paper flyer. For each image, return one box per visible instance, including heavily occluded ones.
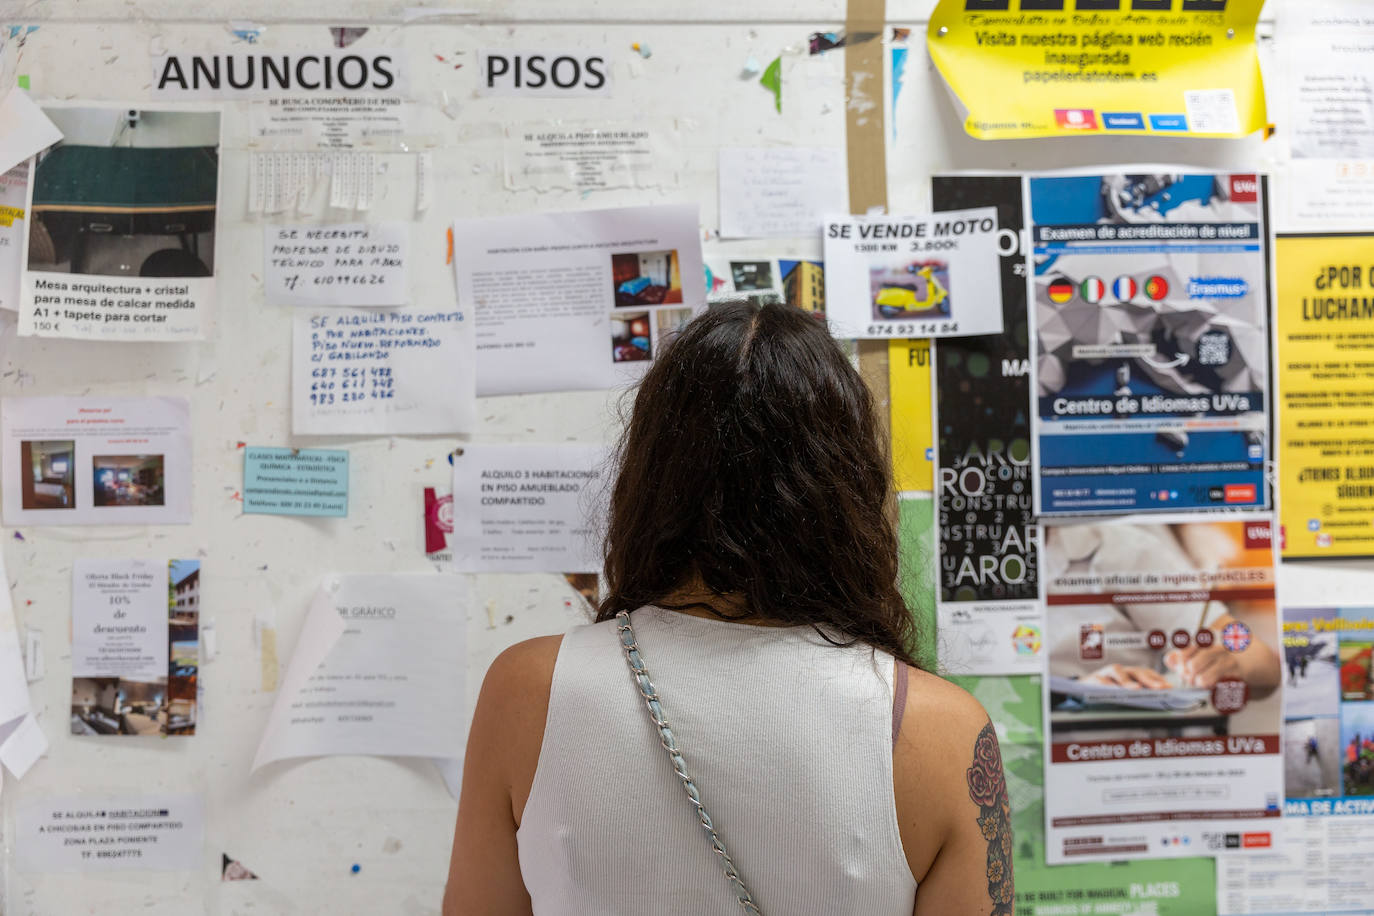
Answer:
[503,120,682,192]
[717,147,847,239]
[1278,2,1374,230]
[0,396,192,526]
[19,105,221,341]
[823,208,1003,340]
[888,338,933,493]
[1029,172,1271,517]
[926,0,1266,140]
[70,559,199,737]
[0,545,47,779]
[1042,518,1283,864]
[450,443,607,573]
[0,87,62,174]
[0,161,29,311]
[704,257,827,318]
[452,204,705,396]
[252,574,467,771]
[423,485,454,563]
[292,307,475,435]
[264,222,409,307]
[243,447,348,517]
[932,176,1041,676]
[15,793,205,872]
[1216,604,1374,914]
[1274,233,1374,558]
[958,675,1218,916]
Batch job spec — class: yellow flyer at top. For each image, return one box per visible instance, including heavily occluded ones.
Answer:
[1277,233,1374,559]
[889,338,933,492]
[926,0,1266,140]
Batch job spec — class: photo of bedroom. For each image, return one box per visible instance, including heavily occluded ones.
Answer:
[93,454,165,507]
[611,311,651,363]
[70,676,166,736]
[26,107,219,278]
[612,249,683,306]
[19,439,75,510]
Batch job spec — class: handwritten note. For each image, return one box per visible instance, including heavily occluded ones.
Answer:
[717,147,848,239]
[265,222,408,307]
[292,307,475,435]
[243,447,349,517]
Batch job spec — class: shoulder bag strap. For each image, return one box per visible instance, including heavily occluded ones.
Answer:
[614,610,763,914]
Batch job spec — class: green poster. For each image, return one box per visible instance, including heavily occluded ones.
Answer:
[898,496,937,671]
[950,675,1217,916]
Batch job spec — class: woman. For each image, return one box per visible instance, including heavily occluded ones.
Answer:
[444,302,1011,915]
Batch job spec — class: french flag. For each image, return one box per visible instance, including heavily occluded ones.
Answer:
[1112,276,1137,302]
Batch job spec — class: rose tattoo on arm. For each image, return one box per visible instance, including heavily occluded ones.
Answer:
[967,721,1013,915]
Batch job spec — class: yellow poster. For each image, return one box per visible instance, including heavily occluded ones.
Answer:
[1277,233,1374,558]
[889,338,933,492]
[926,0,1265,140]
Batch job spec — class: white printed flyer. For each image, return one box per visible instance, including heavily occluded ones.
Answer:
[821,208,1003,340]
[450,443,607,573]
[292,307,475,435]
[15,793,205,872]
[452,204,705,396]
[253,574,467,773]
[264,222,409,307]
[0,396,191,526]
[70,559,200,738]
[1042,518,1284,864]
[19,104,221,341]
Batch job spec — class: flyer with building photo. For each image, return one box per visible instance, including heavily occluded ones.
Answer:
[452,204,704,396]
[19,104,220,340]
[1274,233,1374,558]
[1030,172,1271,517]
[822,208,1003,340]
[70,559,199,738]
[1216,605,1374,914]
[0,396,191,526]
[1042,518,1283,864]
[931,176,1040,676]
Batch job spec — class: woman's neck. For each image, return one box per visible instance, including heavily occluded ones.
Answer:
[655,586,794,627]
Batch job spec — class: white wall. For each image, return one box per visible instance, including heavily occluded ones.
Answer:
[2,3,1356,915]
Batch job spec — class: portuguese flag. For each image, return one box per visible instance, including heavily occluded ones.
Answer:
[1048,277,1075,303]
[1145,275,1170,300]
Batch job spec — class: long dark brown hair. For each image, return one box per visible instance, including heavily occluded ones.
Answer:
[596,300,924,669]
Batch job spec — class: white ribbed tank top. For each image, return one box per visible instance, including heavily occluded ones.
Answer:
[516,605,919,914]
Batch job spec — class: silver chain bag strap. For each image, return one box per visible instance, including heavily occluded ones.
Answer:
[615,610,763,914]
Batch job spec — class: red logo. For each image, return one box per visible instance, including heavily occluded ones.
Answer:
[1144,275,1170,300]
[1080,624,1104,660]
[1243,522,1271,549]
[1230,175,1259,203]
[1055,109,1100,130]
[1242,832,1271,848]
[1224,484,1257,504]
[424,487,454,554]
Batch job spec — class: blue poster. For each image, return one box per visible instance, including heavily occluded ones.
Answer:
[1028,173,1271,516]
[243,447,348,517]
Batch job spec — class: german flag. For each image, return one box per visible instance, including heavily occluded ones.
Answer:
[1145,275,1170,301]
[1048,277,1075,303]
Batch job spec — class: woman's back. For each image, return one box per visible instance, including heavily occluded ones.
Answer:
[517,606,917,915]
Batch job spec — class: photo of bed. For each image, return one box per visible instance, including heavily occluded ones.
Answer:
[19,439,75,510]
[93,454,165,507]
[611,312,651,363]
[26,107,219,278]
[613,250,683,307]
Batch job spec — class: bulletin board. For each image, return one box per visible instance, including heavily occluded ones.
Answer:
[0,1,1367,914]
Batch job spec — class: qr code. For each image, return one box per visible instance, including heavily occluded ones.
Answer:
[1196,331,1231,367]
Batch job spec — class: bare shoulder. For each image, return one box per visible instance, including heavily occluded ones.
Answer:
[892,665,997,882]
[480,635,565,707]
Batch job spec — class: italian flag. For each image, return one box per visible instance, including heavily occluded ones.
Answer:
[1080,277,1106,304]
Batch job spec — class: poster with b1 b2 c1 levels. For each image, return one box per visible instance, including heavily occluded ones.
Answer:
[1029,173,1272,517]
[822,208,1004,340]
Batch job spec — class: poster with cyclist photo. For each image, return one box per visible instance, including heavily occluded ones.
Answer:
[821,207,1002,340]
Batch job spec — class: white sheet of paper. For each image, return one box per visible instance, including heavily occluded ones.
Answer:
[71,559,168,681]
[19,104,220,341]
[252,574,467,771]
[451,443,607,573]
[0,546,46,779]
[452,204,705,396]
[265,222,409,307]
[822,208,1004,340]
[0,161,29,311]
[718,147,847,239]
[0,89,62,174]
[15,793,205,872]
[1,396,192,526]
[292,307,475,435]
